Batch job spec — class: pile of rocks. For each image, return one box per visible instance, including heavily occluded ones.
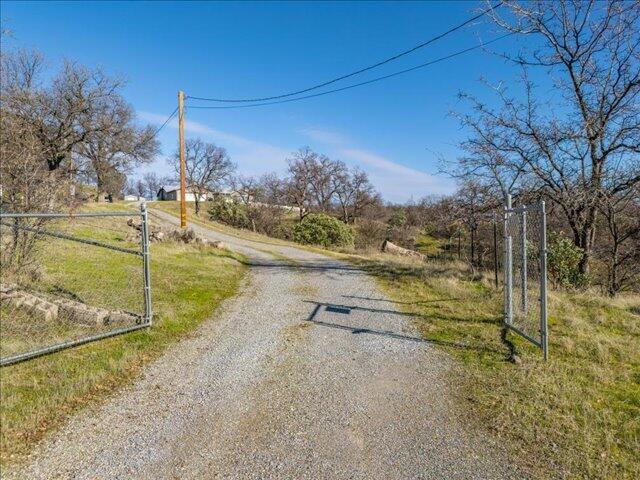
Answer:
[1,283,140,326]
[126,218,225,249]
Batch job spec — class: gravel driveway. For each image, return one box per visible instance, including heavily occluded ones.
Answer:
[6,210,524,479]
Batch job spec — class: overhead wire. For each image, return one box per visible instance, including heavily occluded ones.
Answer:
[186,33,514,110]
[149,106,178,138]
[187,1,503,103]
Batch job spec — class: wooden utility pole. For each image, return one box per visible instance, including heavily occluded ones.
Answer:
[178,90,187,228]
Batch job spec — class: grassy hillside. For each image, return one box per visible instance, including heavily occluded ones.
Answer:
[0,203,246,464]
[355,253,640,479]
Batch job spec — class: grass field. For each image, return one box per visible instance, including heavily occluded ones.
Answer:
[0,203,246,464]
[352,253,640,479]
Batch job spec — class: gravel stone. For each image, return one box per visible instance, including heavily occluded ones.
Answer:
[4,210,526,479]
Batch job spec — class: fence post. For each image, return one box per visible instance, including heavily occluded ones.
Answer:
[520,210,528,313]
[539,200,548,360]
[493,212,499,289]
[503,194,513,325]
[141,203,152,325]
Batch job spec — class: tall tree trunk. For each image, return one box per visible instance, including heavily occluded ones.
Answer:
[608,242,619,297]
[575,220,596,276]
[470,227,476,266]
[95,173,104,202]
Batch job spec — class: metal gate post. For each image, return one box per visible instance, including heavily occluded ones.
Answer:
[141,203,153,325]
[520,210,528,313]
[503,194,513,325]
[539,200,548,360]
[493,212,499,289]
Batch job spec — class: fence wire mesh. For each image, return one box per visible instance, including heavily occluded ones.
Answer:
[0,208,151,365]
[504,201,548,358]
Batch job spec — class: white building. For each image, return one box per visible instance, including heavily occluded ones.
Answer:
[157,186,210,202]
[124,194,145,202]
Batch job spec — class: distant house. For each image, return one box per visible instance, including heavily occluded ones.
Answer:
[211,189,244,203]
[124,194,145,202]
[157,186,211,202]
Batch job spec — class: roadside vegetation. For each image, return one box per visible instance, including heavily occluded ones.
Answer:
[153,200,640,478]
[0,203,246,465]
[356,254,639,479]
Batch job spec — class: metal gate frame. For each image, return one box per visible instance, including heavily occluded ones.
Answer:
[0,203,152,367]
[503,194,549,360]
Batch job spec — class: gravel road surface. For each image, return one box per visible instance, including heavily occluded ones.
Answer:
[6,210,524,479]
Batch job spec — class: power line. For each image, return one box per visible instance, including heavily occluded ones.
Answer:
[186,33,513,110]
[187,2,503,103]
[149,106,178,138]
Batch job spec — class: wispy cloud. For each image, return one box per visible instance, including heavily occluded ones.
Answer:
[139,111,291,175]
[300,127,455,202]
[140,114,454,202]
[298,128,349,145]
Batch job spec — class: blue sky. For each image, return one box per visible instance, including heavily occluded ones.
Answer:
[3,1,541,202]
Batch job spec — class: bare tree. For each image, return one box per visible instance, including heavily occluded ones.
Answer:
[307,155,343,212]
[76,100,159,201]
[101,166,127,200]
[333,167,379,223]
[257,172,286,205]
[230,175,261,207]
[599,188,640,296]
[454,181,495,267]
[2,51,129,173]
[456,0,640,275]
[1,47,159,205]
[134,179,146,199]
[170,139,235,215]
[142,172,165,200]
[284,147,316,220]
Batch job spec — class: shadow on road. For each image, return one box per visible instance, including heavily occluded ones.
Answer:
[303,301,502,355]
[341,294,464,306]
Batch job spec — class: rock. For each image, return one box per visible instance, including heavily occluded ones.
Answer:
[125,217,224,249]
[0,283,139,326]
[381,240,424,259]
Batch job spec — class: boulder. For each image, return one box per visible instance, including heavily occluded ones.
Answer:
[381,240,424,260]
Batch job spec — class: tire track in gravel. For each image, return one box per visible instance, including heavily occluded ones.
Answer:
[5,209,527,479]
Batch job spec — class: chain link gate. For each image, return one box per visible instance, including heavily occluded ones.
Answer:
[503,195,549,360]
[0,204,152,367]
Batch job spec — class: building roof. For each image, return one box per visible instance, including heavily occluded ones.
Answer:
[159,185,180,193]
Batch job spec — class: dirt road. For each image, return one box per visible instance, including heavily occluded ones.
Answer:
[6,211,522,479]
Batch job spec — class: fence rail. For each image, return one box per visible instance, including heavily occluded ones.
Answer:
[0,204,152,367]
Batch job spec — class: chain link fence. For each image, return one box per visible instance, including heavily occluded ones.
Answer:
[504,198,548,359]
[0,205,151,366]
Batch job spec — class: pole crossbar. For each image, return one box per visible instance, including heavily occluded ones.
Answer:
[0,211,139,218]
[0,322,150,367]
[0,221,142,256]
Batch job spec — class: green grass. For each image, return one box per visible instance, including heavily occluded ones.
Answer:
[350,253,640,479]
[414,233,447,256]
[0,203,246,465]
[151,201,301,248]
[133,202,640,477]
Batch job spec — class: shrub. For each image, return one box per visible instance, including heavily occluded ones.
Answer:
[293,213,354,248]
[354,218,387,250]
[547,232,588,289]
[207,200,250,230]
